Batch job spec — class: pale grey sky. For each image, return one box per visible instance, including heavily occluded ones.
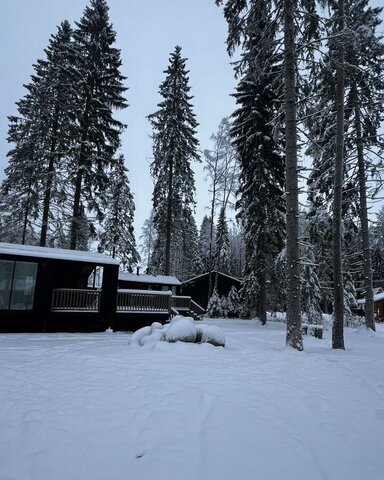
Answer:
[0,0,237,241]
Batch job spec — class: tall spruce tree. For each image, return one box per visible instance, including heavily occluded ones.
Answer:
[215,206,231,276]
[140,210,157,271]
[0,118,42,244]
[198,215,214,274]
[32,21,75,246]
[218,1,285,325]
[1,21,74,246]
[98,155,139,270]
[69,0,127,250]
[148,46,200,276]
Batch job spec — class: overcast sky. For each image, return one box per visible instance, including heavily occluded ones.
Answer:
[0,0,237,243]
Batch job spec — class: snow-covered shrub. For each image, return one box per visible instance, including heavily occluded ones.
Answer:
[226,285,241,318]
[129,326,151,346]
[201,325,225,347]
[141,329,165,346]
[206,289,222,318]
[165,316,197,343]
[128,317,225,348]
[221,296,229,318]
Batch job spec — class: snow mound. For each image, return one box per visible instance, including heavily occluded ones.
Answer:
[129,326,151,346]
[128,317,225,347]
[165,316,197,343]
[201,325,225,347]
[141,329,165,346]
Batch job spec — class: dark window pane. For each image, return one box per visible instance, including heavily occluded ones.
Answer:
[0,260,14,310]
[10,262,37,310]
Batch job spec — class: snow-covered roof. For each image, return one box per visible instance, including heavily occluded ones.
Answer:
[182,271,243,285]
[357,291,384,304]
[118,272,181,286]
[0,242,120,266]
[374,292,384,302]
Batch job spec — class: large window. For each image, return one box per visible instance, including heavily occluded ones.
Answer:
[0,260,37,310]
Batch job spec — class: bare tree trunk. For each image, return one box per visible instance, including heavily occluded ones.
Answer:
[284,0,303,350]
[208,173,217,299]
[40,114,59,247]
[259,231,267,325]
[332,0,346,349]
[352,84,375,331]
[164,159,174,275]
[69,167,83,250]
[69,98,90,251]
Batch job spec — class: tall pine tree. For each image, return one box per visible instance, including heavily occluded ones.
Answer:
[98,155,139,271]
[69,0,127,250]
[148,46,200,276]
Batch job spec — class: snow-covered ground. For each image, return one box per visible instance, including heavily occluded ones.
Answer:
[1,319,384,480]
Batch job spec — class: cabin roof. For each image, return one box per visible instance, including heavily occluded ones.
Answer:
[0,242,120,266]
[357,290,384,304]
[181,270,243,285]
[118,272,181,286]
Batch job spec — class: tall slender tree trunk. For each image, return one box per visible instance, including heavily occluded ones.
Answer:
[208,179,217,299]
[352,84,375,331]
[40,115,59,247]
[259,229,267,325]
[70,167,84,250]
[164,159,174,275]
[332,0,346,349]
[70,99,90,251]
[284,0,303,350]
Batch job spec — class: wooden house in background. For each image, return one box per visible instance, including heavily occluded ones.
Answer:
[180,271,242,310]
[356,287,384,322]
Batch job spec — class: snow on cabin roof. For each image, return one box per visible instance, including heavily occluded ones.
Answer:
[374,292,384,302]
[118,271,181,286]
[358,290,384,304]
[0,242,120,266]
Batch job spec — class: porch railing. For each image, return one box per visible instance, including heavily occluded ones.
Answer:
[172,296,205,317]
[51,288,100,312]
[117,289,172,314]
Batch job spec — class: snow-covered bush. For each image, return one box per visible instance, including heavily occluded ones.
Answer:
[221,296,229,318]
[201,325,225,347]
[206,289,222,318]
[165,316,197,343]
[128,318,225,347]
[226,285,241,318]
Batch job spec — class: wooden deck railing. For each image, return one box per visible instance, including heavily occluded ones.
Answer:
[191,299,206,316]
[51,288,100,312]
[172,296,205,316]
[50,288,203,317]
[172,295,191,311]
[117,289,172,313]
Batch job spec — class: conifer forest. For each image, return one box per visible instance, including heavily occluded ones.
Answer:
[1,0,384,350]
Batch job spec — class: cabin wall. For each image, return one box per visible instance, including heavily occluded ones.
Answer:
[0,254,119,333]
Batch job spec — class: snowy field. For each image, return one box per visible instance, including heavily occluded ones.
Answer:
[1,319,384,480]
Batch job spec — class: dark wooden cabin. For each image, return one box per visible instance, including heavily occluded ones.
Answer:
[0,242,207,333]
[357,287,384,323]
[0,242,119,332]
[180,271,242,310]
